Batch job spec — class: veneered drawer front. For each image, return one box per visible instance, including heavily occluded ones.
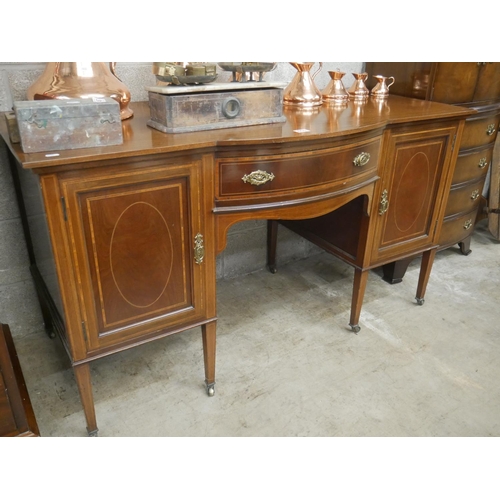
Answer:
[445,178,485,217]
[216,138,380,201]
[452,146,493,184]
[460,114,500,150]
[439,210,477,247]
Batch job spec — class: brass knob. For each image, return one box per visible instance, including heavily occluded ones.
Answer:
[463,219,473,230]
[478,157,488,169]
[242,170,275,186]
[471,190,480,201]
[353,152,370,167]
[486,124,496,136]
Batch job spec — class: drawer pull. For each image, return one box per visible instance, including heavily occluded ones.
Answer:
[353,152,370,167]
[478,157,488,169]
[463,219,473,230]
[194,233,205,265]
[471,189,480,201]
[486,124,496,136]
[378,189,389,215]
[242,170,275,186]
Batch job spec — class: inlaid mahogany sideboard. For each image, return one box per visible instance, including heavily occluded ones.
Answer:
[0,97,472,436]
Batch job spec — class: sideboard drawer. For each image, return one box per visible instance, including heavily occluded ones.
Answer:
[444,178,485,217]
[216,138,380,203]
[460,114,500,150]
[439,210,477,247]
[452,146,493,184]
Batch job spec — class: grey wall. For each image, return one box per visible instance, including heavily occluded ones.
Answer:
[0,61,363,338]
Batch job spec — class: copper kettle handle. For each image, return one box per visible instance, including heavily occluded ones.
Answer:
[109,62,125,83]
[313,62,323,80]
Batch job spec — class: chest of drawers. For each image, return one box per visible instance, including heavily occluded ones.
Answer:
[366,62,500,261]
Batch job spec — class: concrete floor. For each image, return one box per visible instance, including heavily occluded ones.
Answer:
[13,220,500,437]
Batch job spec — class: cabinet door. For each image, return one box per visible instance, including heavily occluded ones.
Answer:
[371,125,457,265]
[473,63,500,103]
[61,158,210,354]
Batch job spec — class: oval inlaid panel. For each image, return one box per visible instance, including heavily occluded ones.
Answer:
[110,202,173,308]
[394,152,430,232]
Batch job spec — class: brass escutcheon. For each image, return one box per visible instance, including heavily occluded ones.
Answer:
[463,219,473,230]
[353,152,370,167]
[471,189,480,200]
[478,157,488,169]
[378,189,389,215]
[486,124,496,136]
[194,233,204,265]
[242,170,275,186]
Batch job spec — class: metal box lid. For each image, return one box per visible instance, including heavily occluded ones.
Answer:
[14,97,123,153]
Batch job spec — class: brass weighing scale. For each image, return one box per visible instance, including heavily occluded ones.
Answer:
[147,62,286,134]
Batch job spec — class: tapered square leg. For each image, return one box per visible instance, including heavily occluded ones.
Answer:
[267,220,278,274]
[416,248,437,305]
[73,363,98,436]
[202,321,216,396]
[349,269,369,333]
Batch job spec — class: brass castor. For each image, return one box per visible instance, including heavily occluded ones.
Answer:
[350,324,361,333]
[416,297,425,306]
[206,383,215,397]
[87,427,99,437]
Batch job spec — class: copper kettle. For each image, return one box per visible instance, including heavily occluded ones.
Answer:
[371,75,395,98]
[27,62,134,120]
[347,72,369,100]
[322,70,349,104]
[283,62,323,108]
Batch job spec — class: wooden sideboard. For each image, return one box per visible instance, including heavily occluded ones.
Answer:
[365,62,500,278]
[0,97,472,436]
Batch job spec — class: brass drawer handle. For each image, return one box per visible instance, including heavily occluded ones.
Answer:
[194,233,205,265]
[478,157,488,169]
[378,189,389,215]
[242,170,275,186]
[471,189,480,201]
[463,219,473,230]
[353,152,370,167]
[486,124,496,136]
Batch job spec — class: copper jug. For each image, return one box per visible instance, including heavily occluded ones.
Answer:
[27,62,134,120]
[321,70,349,104]
[371,75,395,98]
[347,72,369,100]
[283,62,323,108]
